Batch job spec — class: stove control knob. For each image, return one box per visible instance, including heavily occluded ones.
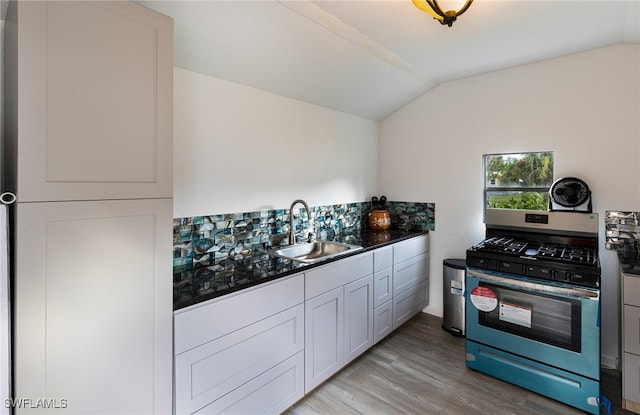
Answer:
[539,268,552,277]
[569,273,584,283]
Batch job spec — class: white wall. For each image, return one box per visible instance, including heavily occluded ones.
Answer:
[173,67,378,218]
[379,43,640,368]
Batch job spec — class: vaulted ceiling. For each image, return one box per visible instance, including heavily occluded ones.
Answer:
[138,1,640,120]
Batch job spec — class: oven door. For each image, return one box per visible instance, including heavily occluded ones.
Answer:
[465,267,600,380]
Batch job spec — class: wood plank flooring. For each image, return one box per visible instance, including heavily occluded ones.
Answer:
[285,312,632,415]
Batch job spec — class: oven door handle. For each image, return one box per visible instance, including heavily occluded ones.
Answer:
[467,268,599,300]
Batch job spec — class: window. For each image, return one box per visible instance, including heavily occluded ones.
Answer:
[484,152,554,211]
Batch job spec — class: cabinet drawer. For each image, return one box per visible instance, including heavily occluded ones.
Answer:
[374,246,393,272]
[306,252,373,300]
[194,351,304,415]
[625,305,640,355]
[394,253,428,295]
[393,235,429,265]
[625,274,640,307]
[393,280,428,329]
[175,304,304,415]
[175,274,304,354]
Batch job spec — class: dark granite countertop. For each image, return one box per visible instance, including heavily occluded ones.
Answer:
[173,229,427,311]
[617,250,640,276]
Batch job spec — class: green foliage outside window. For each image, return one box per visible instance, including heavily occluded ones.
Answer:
[487,192,548,210]
[484,152,554,211]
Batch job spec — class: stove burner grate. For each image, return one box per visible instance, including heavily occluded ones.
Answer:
[476,237,528,254]
[536,244,564,259]
[562,246,596,265]
[472,237,598,266]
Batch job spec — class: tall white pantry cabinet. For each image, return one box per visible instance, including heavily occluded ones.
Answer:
[4,1,173,414]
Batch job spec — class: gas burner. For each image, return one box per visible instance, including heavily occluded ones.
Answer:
[537,244,564,258]
[478,236,513,250]
[504,241,528,254]
[474,237,528,254]
[562,246,596,265]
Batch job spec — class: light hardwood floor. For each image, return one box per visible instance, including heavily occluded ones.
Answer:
[286,312,631,415]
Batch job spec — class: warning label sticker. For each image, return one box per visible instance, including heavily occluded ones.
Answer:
[499,301,532,328]
[450,280,463,296]
[470,286,498,312]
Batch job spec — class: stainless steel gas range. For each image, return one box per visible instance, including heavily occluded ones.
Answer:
[465,209,602,414]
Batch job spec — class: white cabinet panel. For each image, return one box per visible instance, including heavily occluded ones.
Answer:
[393,235,429,265]
[194,352,304,415]
[393,280,428,329]
[174,274,304,355]
[175,305,304,414]
[393,253,428,295]
[625,305,640,356]
[6,0,173,201]
[625,275,640,307]
[373,301,393,344]
[305,252,373,300]
[14,199,173,414]
[373,246,393,272]
[305,287,343,392]
[374,267,393,308]
[344,275,374,364]
[624,352,640,405]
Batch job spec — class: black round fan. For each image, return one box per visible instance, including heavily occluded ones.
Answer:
[549,177,591,211]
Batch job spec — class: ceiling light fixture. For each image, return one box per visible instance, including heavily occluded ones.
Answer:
[412,0,473,27]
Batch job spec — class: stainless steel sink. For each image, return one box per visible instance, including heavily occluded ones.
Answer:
[268,241,362,264]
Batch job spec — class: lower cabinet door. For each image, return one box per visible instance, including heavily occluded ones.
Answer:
[625,305,640,356]
[305,287,344,393]
[624,352,640,405]
[194,352,305,415]
[14,199,173,414]
[373,267,393,308]
[344,275,374,364]
[393,280,428,329]
[374,300,393,344]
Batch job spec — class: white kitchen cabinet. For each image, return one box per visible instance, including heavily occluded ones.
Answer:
[14,199,173,414]
[305,287,344,392]
[373,246,393,344]
[5,1,174,414]
[373,246,393,307]
[174,275,305,415]
[344,275,374,364]
[393,253,429,296]
[193,352,304,415]
[392,234,429,330]
[304,252,373,392]
[393,281,429,328]
[4,0,173,202]
[373,300,394,344]
[622,273,640,413]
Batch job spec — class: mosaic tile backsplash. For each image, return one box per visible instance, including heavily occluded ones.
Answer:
[173,201,435,271]
[605,211,640,250]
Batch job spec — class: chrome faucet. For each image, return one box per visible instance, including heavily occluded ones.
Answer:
[289,199,311,245]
